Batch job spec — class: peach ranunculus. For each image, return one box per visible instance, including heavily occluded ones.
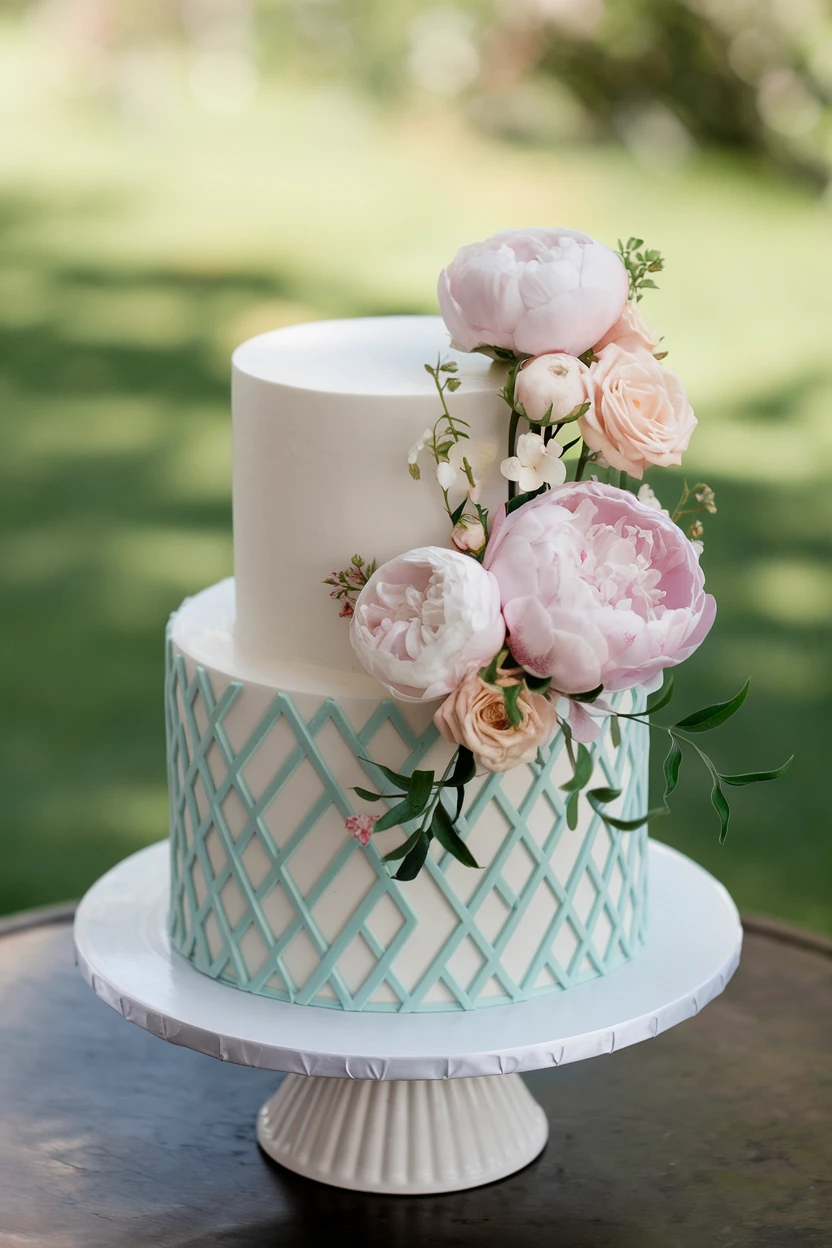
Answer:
[433,672,558,773]
[594,299,662,356]
[580,344,696,479]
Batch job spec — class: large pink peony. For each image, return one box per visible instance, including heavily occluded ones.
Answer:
[483,482,715,696]
[438,228,629,359]
[350,547,505,702]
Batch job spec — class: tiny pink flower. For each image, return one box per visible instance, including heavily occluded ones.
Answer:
[345,813,380,846]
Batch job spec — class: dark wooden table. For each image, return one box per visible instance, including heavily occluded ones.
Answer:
[0,907,829,1248]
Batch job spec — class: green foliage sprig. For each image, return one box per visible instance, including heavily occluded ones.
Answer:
[354,749,478,880]
[616,237,665,302]
[614,676,793,842]
[323,554,377,618]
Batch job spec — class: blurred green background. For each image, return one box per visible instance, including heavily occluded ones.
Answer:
[1,0,829,932]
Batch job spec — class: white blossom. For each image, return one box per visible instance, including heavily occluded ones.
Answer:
[500,432,566,493]
[636,484,669,515]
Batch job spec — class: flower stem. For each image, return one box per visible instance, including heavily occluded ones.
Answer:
[574,439,591,482]
[618,469,628,491]
[507,407,520,500]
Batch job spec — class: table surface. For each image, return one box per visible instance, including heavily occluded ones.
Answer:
[1,907,830,1248]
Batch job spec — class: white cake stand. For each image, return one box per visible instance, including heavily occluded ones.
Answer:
[74,839,741,1195]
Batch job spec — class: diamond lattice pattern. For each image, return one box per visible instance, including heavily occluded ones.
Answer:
[167,639,649,1014]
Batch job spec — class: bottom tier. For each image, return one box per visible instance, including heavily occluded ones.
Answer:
[166,580,649,1014]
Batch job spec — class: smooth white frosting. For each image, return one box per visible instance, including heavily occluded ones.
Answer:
[231,315,508,671]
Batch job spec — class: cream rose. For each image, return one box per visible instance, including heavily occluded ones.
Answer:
[580,344,696,479]
[594,299,662,356]
[434,674,558,773]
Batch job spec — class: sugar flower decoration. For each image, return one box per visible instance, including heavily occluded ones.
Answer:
[501,432,566,493]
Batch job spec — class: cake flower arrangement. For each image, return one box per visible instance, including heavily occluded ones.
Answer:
[326,228,791,880]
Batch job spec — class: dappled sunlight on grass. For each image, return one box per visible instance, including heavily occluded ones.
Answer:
[0,24,829,931]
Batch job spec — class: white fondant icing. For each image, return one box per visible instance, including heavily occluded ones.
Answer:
[231,316,508,670]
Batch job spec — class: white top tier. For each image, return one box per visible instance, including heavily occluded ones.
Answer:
[232,315,508,671]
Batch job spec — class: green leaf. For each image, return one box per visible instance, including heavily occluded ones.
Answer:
[524,673,552,695]
[372,799,414,833]
[561,434,582,454]
[646,675,675,716]
[570,684,604,704]
[587,786,621,804]
[479,647,509,686]
[588,794,664,831]
[566,791,580,830]
[382,826,427,863]
[360,759,412,788]
[720,756,793,786]
[712,781,731,844]
[502,682,525,728]
[440,746,476,790]
[406,770,435,819]
[562,744,593,793]
[559,400,591,424]
[393,831,432,881]
[450,498,467,525]
[610,716,621,749]
[432,803,479,868]
[674,680,750,733]
[505,486,545,516]
[663,737,683,802]
[353,786,399,803]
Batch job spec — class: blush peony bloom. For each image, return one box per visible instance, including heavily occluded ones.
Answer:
[483,482,715,696]
[351,547,506,701]
[514,352,593,425]
[581,345,696,480]
[438,228,629,359]
[434,673,558,773]
[594,299,662,356]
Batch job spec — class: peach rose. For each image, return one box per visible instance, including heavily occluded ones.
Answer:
[434,673,558,773]
[594,299,662,356]
[580,344,696,479]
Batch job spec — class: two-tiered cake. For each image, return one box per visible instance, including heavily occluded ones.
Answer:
[166,227,720,1015]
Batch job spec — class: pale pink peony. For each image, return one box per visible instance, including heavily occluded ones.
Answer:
[438,228,629,359]
[434,673,558,773]
[350,547,505,702]
[483,482,715,696]
[581,345,696,480]
[514,352,593,425]
[594,299,662,356]
[345,814,380,846]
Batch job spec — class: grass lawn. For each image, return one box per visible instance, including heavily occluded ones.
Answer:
[1,27,830,932]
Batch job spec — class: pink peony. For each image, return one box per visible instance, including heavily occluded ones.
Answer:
[483,482,715,696]
[438,228,629,359]
[350,546,506,702]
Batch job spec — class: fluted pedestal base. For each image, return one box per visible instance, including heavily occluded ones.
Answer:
[256,1073,549,1194]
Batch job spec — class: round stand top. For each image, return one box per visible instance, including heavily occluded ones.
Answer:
[74,840,741,1081]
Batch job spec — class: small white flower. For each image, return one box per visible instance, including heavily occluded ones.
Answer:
[436,460,458,490]
[637,484,669,515]
[691,539,704,558]
[408,427,434,466]
[501,432,566,493]
[438,439,498,499]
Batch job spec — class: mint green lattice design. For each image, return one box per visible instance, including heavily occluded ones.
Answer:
[167,637,649,1014]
